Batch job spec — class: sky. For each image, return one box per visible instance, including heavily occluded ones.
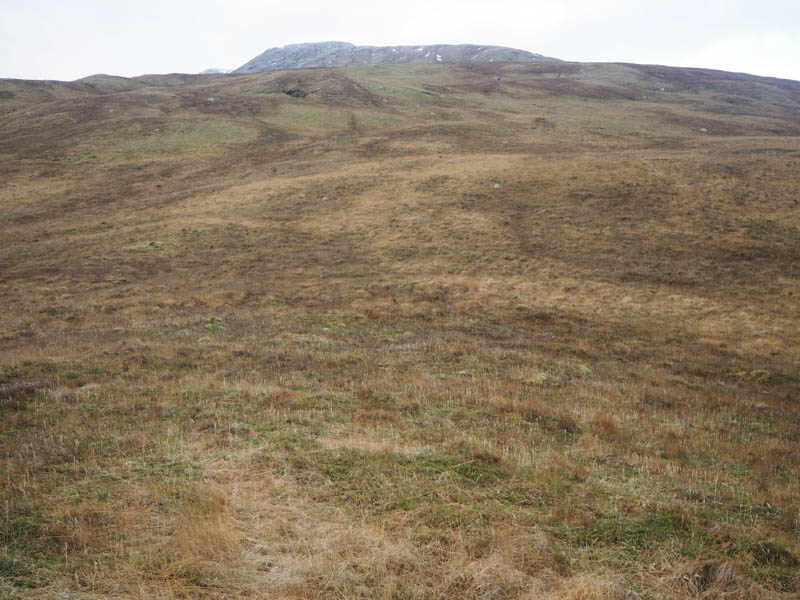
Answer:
[1,0,799,82]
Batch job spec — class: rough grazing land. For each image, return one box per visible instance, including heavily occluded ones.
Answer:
[0,61,799,599]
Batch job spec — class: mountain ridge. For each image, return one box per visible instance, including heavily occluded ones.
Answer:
[234,41,556,73]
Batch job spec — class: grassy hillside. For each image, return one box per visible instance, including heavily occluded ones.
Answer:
[1,61,799,599]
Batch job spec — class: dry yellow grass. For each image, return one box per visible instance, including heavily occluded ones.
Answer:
[1,61,798,598]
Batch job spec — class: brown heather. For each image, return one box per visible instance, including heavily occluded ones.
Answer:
[0,61,798,598]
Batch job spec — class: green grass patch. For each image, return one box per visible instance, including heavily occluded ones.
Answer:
[0,507,59,587]
[270,105,346,130]
[123,123,257,155]
[746,540,798,567]
[548,510,689,553]
[294,449,515,516]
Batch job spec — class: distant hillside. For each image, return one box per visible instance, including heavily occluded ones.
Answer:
[234,41,556,73]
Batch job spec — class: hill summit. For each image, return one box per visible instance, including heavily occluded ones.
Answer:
[234,41,555,73]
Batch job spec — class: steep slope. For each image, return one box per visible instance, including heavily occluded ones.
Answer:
[1,62,799,599]
[234,40,554,72]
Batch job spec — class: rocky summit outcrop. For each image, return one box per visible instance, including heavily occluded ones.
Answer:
[234,41,557,73]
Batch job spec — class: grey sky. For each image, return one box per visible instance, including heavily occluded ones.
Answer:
[1,0,798,81]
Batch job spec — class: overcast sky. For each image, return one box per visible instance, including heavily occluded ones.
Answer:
[1,0,798,81]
